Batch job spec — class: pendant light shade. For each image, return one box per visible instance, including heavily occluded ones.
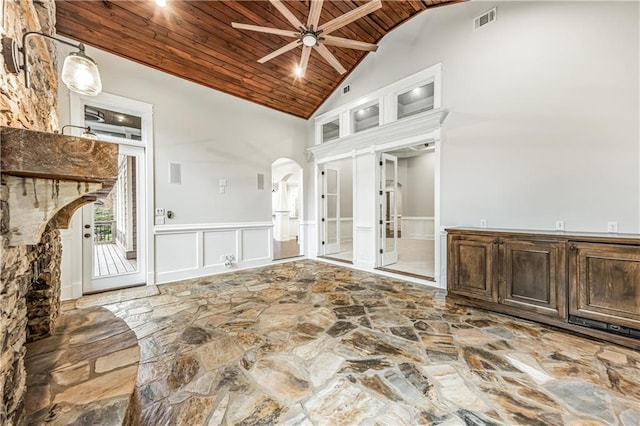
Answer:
[1,32,103,96]
[61,51,102,96]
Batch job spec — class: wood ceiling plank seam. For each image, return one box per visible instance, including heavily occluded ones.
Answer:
[62,1,330,103]
[186,1,344,91]
[54,14,320,112]
[325,1,386,40]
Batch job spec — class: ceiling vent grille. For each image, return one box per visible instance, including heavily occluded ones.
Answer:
[474,8,496,31]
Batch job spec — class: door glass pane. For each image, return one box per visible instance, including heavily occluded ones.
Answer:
[397,82,435,120]
[327,220,338,244]
[85,105,142,140]
[322,119,340,143]
[93,153,138,277]
[326,169,337,192]
[327,195,337,218]
[352,104,379,133]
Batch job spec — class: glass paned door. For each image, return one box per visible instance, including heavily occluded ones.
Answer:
[323,166,340,255]
[380,153,398,266]
[82,144,145,293]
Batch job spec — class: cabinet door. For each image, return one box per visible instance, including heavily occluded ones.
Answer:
[448,234,497,302]
[500,239,567,319]
[569,242,640,329]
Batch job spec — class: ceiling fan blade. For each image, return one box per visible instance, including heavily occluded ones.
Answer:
[231,23,299,38]
[319,0,382,35]
[298,46,312,77]
[307,0,324,30]
[269,0,304,30]
[258,40,300,63]
[314,44,346,74]
[322,35,378,52]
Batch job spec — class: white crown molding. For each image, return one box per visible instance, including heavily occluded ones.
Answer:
[309,108,447,162]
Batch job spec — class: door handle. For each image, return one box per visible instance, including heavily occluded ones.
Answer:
[84,233,92,239]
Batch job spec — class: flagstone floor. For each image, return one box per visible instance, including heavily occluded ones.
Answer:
[46,260,640,425]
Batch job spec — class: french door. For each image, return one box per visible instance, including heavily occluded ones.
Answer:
[322,166,340,255]
[380,153,399,266]
[82,144,146,293]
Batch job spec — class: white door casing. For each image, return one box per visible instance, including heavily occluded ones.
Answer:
[69,91,154,294]
[380,153,398,266]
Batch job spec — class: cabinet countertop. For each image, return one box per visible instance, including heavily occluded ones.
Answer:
[446,227,640,244]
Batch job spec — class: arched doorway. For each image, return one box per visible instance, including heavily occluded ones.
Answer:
[272,158,303,260]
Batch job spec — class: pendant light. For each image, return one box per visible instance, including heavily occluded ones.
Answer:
[1,31,102,96]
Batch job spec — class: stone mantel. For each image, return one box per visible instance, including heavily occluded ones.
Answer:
[1,126,118,246]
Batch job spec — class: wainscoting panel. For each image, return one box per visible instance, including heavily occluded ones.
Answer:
[203,230,237,267]
[154,222,272,284]
[355,225,375,269]
[340,217,353,242]
[241,228,271,261]
[401,217,435,240]
[155,232,199,275]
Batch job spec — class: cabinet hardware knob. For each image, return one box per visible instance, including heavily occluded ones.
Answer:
[569,245,576,251]
[493,239,498,244]
[83,233,91,239]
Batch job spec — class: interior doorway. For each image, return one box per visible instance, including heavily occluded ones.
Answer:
[320,158,353,263]
[378,144,436,279]
[272,158,303,260]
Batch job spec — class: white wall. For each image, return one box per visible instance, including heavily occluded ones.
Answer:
[312,1,640,233]
[58,40,308,287]
[405,152,435,217]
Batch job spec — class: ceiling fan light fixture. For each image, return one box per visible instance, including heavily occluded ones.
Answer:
[301,32,317,47]
[155,0,167,7]
[294,66,303,77]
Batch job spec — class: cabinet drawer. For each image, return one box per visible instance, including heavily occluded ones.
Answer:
[569,242,640,329]
[448,234,497,302]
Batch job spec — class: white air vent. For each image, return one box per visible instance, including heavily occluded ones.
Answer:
[474,7,496,31]
[341,84,351,96]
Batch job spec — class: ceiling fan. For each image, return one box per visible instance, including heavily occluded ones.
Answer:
[232,0,382,77]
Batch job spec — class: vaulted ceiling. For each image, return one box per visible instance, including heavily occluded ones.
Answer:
[55,0,461,119]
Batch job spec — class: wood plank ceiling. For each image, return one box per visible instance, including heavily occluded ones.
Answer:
[55,0,460,119]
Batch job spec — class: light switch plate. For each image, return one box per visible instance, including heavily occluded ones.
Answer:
[219,179,227,187]
[155,208,165,216]
[155,216,165,225]
[219,186,226,194]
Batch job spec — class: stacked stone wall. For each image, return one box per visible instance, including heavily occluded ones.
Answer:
[0,1,59,424]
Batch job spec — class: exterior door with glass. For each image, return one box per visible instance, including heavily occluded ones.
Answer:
[82,144,145,293]
[322,166,340,255]
[380,153,399,266]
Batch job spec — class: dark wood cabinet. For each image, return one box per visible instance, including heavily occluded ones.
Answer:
[499,238,566,319]
[569,242,640,330]
[447,228,640,349]
[448,234,497,303]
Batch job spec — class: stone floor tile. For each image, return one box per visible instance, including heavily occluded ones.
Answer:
[26,260,640,425]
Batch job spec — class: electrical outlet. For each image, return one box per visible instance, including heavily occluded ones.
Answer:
[607,222,618,233]
[555,220,564,231]
[479,219,487,228]
[219,186,226,194]
[155,208,165,216]
[219,254,235,261]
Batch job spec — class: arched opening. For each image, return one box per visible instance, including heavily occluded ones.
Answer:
[272,158,303,260]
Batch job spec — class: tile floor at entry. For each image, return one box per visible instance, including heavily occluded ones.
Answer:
[68,261,639,425]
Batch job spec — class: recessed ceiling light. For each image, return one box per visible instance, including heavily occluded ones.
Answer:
[155,0,167,7]
[412,87,422,95]
[117,115,125,122]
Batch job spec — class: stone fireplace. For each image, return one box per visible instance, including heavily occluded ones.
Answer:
[0,1,117,425]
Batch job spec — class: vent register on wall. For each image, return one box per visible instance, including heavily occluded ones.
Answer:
[474,7,497,31]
